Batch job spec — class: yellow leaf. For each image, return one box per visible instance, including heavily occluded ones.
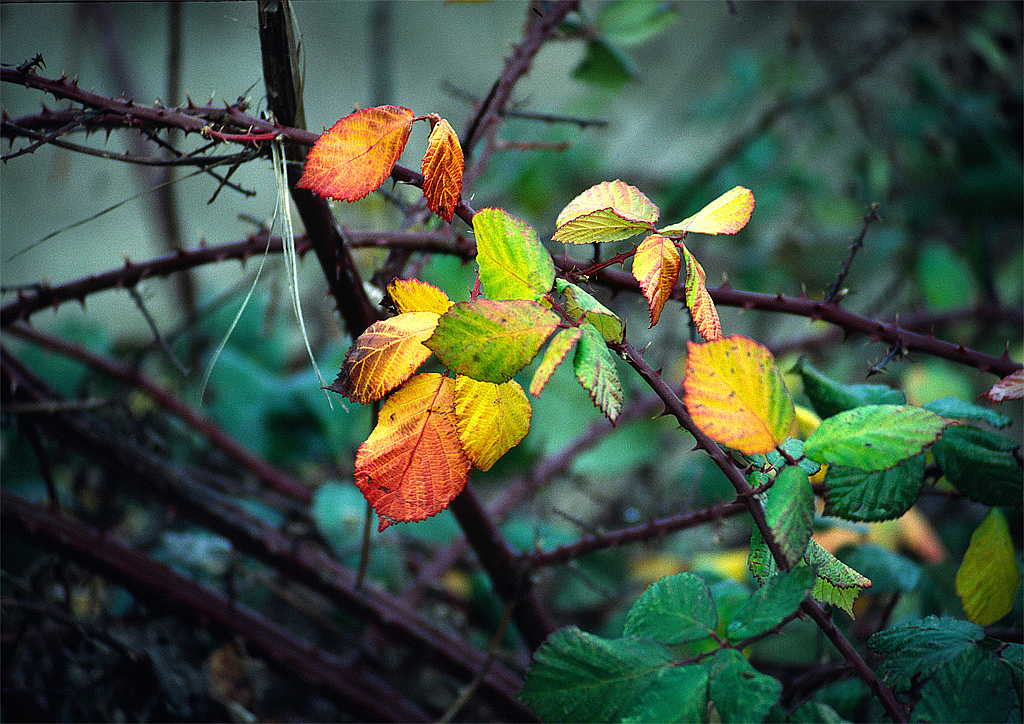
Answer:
[328,311,439,403]
[658,186,755,236]
[296,105,414,202]
[387,278,453,315]
[956,508,1021,625]
[552,179,659,244]
[632,234,680,327]
[684,335,795,455]
[454,376,531,471]
[354,373,470,530]
[681,244,722,341]
[529,327,582,397]
[421,116,464,222]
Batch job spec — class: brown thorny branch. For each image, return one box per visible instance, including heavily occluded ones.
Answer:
[2,14,1019,718]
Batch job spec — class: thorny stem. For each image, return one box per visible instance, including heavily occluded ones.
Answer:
[825,203,881,303]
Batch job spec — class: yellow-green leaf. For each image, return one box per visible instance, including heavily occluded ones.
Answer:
[530,327,582,397]
[575,322,623,422]
[681,244,722,341]
[633,234,680,327]
[454,376,531,471]
[556,279,624,343]
[956,509,1021,625]
[658,186,755,236]
[387,278,452,315]
[553,179,659,244]
[474,207,555,302]
[683,335,795,455]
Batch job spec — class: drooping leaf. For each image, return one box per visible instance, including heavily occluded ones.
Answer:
[658,186,755,236]
[571,38,640,90]
[932,425,1023,505]
[803,405,950,471]
[594,0,679,47]
[683,336,795,455]
[519,627,673,723]
[420,115,464,222]
[623,664,710,724]
[530,326,582,397]
[956,508,1021,626]
[453,376,531,471]
[794,357,905,419]
[681,244,722,341]
[553,180,659,244]
[426,299,559,383]
[633,234,680,326]
[387,277,452,315]
[765,466,814,567]
[985,368,1024,403]
[822,453,926,522]
[726,566,814,642]
[574,322,623,422]
[922,396,1011,428]
[624,572,718,645]
[708,648,782,724]
[353,373,470,530]
[328,311,439,403]
[474,207,555,302]
[868,616,985,692]
[296,105,414,202]
[556,279,624,343]
[802,539,872,617]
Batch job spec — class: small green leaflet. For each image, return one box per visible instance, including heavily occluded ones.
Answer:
[823,453,925,522]
[623,572,718,646]
[556,279,624,343]
[473,207,555,302]
[708,648,782,724]
[931,425,1023,505]
[765,466,813,568]
[426,299,558,383]
[955,508,1021,626]
[529,326,581,397]
[794,357,905,418]
[803,404,949,470]
[574,322,623,421]
[726,566,815,642]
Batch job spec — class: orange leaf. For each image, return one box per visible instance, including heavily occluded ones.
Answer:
[421,116,464,222]
[658,186,755,236]
[387,278,453,315]
[327,311,439,403]
[985,368,1024,403]
[296,105,414,202]
[684,335,795,455]
[633,234,680,326]
[354,373,470,531]
[454,376,531,471]
[681,244,722,341]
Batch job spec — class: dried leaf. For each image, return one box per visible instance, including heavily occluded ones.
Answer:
[421,116,464,222]
[985,368,1024,403]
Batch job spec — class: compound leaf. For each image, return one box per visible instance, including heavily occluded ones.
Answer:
[823,453,926,522]
[623,664,710,724]
[658,186,755,236]
[956,508,1021,626]
[726,566,815,642]
[453,376,531,471]
[387,277,452,315]
[633,234,680,326]
[530,326,582,397]
[624,572,718,645]
[708,648,781,723]
[354,373,470,530]
[804,405,949,471]
[553,179,659,244]
[574,322,623,422]
[681,244,722,341]
[684,336,795,455]
[420,115,463,222]
[296,105,414,202]
[932,425,1023,505]
[868,616,984,692]
[475,207,555,302]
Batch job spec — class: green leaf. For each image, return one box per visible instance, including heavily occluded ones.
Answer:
[932,425,1023,505]
[708,648,782,723]
[804,405,949,471]
[956,508,1021,626]
[519,627,673,723]
[594,0,679,47]
[623,664,710,724]
[803,539,871,617]
[766,466,814,567]
[726,566,815,642]
[913,646,1016,723]
[474,207,555,302]
[748,526,778,585]
[574,322,623,422]
[794,358,905,419]
[822,453,925,522]
[624,572,718,645]
[922,396,1012,428]
[426,299,559,383]
[868,616,984,691]
[572,37,639,90]
[556,279,624,343]
[837,544,922,595]
[765,438,821,477]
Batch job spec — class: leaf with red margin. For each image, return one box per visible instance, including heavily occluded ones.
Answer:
[633,234,680,326]
[681,244,722,341]
[421,115,464,222]
[328,311,439,403]
[475,207,555,302]
[354,373,470,531]
[296,105,414,202]
[530,327,582,397]
[684,335,795,455]
[454,376,531,471]
[658,186,755,236]
[553,180,659,244]
[574,322,623,422]
[387,278,452,315]
[985,368,1024,403]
